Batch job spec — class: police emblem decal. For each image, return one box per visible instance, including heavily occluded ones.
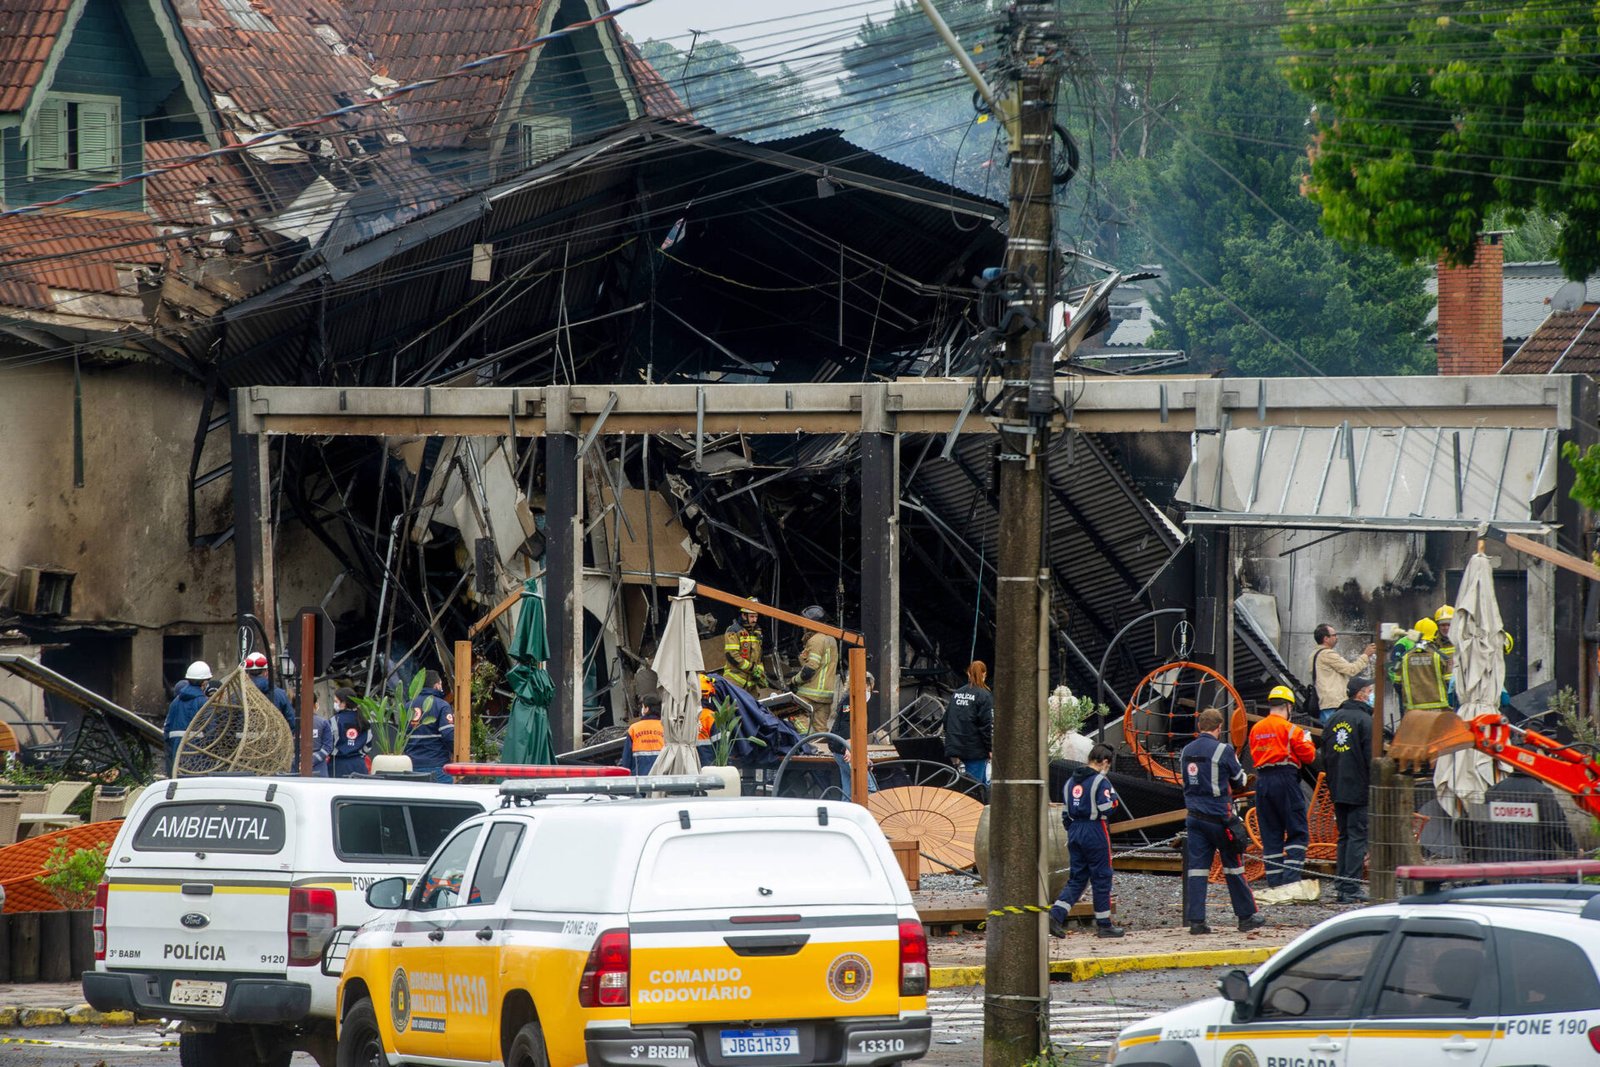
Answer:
[1221,1044,1258,1067]
[390,968,411,1033]
[827,953,872,1002]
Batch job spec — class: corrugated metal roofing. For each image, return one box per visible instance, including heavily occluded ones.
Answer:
[0,0,72,113]
[1175,424,1557,531]
[1501,303,1600,375]
[906,432,1183,703]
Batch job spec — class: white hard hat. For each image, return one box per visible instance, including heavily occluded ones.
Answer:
[185,660,212,682]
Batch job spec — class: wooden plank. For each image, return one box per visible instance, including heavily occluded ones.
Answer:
[1502,530,1600,582]
[1108,808,1188,835]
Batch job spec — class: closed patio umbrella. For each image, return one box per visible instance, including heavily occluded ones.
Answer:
[649,582,704,777]
[501,578,556,765]
[1434,551,1506,813]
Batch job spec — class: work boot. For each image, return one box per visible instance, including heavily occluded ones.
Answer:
[1096,923,1126,938]
[1188,922,1213,935]
[1238,913,1267,933]
[1048,914,1068,939]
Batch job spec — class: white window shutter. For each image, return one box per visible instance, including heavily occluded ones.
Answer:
[77,100,120,170]
[33,98,67,170]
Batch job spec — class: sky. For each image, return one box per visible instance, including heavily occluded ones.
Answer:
[614,0,900,48]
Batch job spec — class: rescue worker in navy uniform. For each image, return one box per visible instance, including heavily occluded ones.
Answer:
[244,651,296,732]
[1322,676,1373,903]
[163,660,212,775]
[330,687,372,777]
[1048,744,1126,938]
[403,671,456,782]
[1472,771,1577,863]
[620,694,665,774]
[1248,685,1317,894]
[1181,707,1265,935]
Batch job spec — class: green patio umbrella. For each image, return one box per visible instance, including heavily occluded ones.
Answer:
[502,578,556,765]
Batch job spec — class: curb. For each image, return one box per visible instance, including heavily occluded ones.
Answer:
[0,1003,139,1028]
[929,946,1280,989]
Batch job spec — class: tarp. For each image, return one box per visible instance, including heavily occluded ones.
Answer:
[648,583,704,777]
[501,579,555,765]
[1435,552,1507,813]
[712,675,801,769]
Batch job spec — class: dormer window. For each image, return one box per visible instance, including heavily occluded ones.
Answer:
[33,94,121,173]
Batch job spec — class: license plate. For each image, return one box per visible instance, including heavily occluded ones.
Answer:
[168,979,226,1007]
[720,1029,799,1057]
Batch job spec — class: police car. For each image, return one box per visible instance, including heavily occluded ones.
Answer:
[330,775,932,1067]
[83,776,497,1067]
[1109,883,1600,1066]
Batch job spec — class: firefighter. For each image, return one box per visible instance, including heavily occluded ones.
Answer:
[1399,617,1450,713]
[723,598,768,691]
[620,693,665,774]
[1048,743,1126,938]
[1434,604,1457,691]
[1248,685,1317,895]
[696,674,717,766]
[403,671,456,782]
[1181,707,1265,935]
[791,605,839,734]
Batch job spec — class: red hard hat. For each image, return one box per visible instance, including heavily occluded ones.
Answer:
[244,652,269,671]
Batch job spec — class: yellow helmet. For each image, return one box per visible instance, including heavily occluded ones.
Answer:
[699,673,714,698]
[1434,605,1455,622]
[1503,632,1514,655]
[1267,684,1297,705]
[1414,617,1439,643]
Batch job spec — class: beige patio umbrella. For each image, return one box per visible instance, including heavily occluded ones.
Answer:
[1434,550,1506,813]
[648,580,704,777]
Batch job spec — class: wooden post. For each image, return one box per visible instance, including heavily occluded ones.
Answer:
[849,645,868,808]
[299,612,315,777]
[454,640,473,765]
[39,911,70,982]
[9,912,39,983]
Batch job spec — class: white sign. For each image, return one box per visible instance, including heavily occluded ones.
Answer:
[1489,801,1539,824]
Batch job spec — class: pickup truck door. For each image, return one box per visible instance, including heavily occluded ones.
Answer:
[387,823,482,1063]
[446,820,527,1061]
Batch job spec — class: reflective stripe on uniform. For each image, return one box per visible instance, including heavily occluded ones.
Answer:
[1208,743,1226,795]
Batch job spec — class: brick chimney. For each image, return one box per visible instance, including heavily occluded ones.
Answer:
[1436,234,1504,375]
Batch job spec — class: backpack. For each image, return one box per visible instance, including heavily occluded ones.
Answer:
[1300,649,1325,722]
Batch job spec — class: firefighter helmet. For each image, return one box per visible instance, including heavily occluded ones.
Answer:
[185,660,212,682]
[1267,684,1297,705]
[1503,631,1514,655]
[1433,605,1455,621]
[801,604,826,623]
[243,651,270,672]
[1414,617,1439,643]
[699,673,714,699]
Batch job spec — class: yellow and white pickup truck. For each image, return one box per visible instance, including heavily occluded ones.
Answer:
[331,775,931,1067]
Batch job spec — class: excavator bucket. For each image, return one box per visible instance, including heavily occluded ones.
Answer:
[1388,709,1477,771]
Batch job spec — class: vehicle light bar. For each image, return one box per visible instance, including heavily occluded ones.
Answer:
[499,774,724,800]
[445,763,630,779]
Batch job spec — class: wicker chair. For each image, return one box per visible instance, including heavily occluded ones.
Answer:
[0,794,21,848]
[90,785,129,824]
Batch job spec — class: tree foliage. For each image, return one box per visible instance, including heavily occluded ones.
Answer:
[636,37,820,141]
[1283,1,1600,277]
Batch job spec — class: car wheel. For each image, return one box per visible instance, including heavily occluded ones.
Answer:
[336,1001,387,1067]
[507,1020,552,1067]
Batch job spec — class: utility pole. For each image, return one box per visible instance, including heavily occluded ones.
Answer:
[915,3,1064,1061]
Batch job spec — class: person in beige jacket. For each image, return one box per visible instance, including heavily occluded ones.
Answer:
[1311,623,1375,720]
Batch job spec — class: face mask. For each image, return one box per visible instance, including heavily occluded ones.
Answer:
[1362,692,1374,707]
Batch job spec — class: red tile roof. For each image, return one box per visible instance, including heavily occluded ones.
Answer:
[0,0,73,112]
[180,0,389,158]
[1501,304,1600,375]
[144,139,269,230]
[0,209,171,310]
[344,0,551,149]
[624,39,690,123]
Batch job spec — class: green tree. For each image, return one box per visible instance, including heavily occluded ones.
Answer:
[636,37,820,141]
[1282,1,1600,277]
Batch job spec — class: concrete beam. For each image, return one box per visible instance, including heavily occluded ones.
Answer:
[234,375,1584,440]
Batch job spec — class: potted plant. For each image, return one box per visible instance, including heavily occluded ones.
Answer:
[352,669,431,774]
[702,695,761,795]
[37,841,109,980]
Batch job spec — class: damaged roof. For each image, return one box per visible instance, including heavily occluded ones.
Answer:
[144,139,270,231]
[0,209,170,310]
[624,38,690,122]
[0,0,73,112]
[1501,303,1600,375]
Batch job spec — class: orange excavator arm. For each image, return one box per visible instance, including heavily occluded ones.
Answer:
[1390,710,1600,819]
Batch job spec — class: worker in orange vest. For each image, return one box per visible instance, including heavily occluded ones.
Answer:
[1248,685,1317,895]
[620,694,665,774]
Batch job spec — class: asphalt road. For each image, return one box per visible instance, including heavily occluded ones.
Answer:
[2,968,1230,1066]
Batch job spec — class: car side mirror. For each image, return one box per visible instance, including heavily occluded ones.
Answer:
[365,876,408,910]
[1218,969,1251,1005]
[1265,987,1309,1018]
